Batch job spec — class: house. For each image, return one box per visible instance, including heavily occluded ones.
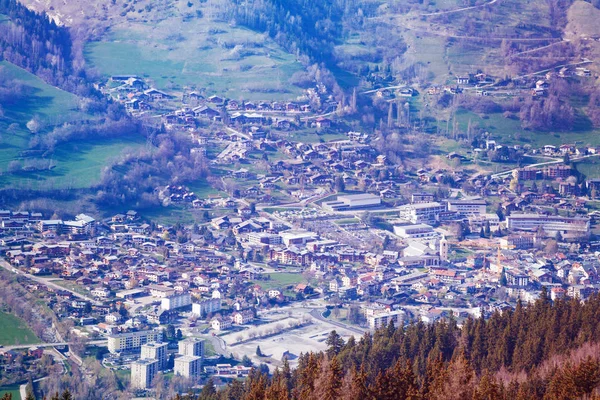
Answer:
[211,317,232,331]
[231,310,254,325]
[315,118,332,129]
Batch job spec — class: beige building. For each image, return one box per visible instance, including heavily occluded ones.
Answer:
[174,355,202,378]
[140,342,168,370]
[108,330,162,354]
[178,338,205,358]
[130,358,158,389]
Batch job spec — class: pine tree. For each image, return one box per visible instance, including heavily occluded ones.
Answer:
[341,366,370,400]
[198,377,217,400]
[326,331,345,358]
[296,353,320,400]
[313,356,344,400]
[473,371,503,400]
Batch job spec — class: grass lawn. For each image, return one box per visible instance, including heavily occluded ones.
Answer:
[0,311,39,346]
[451,109,600,149]
[0,61,147,189]
[573,156,600,179]
[49,279,91,297]
[85,17,304,101]
[254,273,305,291]
[0,385,21,400]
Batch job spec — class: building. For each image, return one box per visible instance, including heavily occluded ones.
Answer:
[500,234,536,249]
[174,355,202,378]
[211,317,232,331]
[398,202,447,224]
[248,232,282,246]
[178,338,205,358]
[149,285,175,298]
[322,193,381,212]
[232,310,254,325]
[544,165,572,179]
[506,270,530,287]
[130,359,158,389]
[411,193,435,204]
[368,310,405,330]
[140,342,168,370]
[447,199,486,215]
[506,214,590,236]
[517,168,539,181]
[107,330,163,354]
[161,292,192,311]
[192,298,221,317]
[393,224,438,240]
[279,230,319,246]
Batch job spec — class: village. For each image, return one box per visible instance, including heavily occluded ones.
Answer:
[2,63,600,395]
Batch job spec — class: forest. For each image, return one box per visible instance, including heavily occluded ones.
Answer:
[166,289,600,400]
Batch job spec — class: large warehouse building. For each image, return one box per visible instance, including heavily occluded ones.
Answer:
[506,214,590,236]
[322,193,381,212]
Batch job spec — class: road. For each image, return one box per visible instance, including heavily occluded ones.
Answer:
[0,339,107,352]
[490,154,599,179]
[209,334,228,356]
[309,309,366,336]
[0,258,102,306]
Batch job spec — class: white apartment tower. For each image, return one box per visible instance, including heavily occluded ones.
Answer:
[178,337,205,358]
[130,358,158,389]
[140,342,168,370]
[174,355,202,378]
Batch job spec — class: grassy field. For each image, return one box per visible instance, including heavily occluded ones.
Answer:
[574,156,600,179]
[0,60,82,174]
[0,311,39,346]
[450,109,600,149]
[0,61,147,189]
[85,15,304,101]
[0,385,21,400]
[254,273,305,291]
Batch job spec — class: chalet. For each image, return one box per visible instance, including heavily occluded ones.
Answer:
[144,88,172,101]
[193,105,220,118]
[208,95,225,105]
[315,118,332,129]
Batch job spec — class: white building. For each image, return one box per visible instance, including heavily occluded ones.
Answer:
[279,230,319,246]
[174,355,202,378]
[178,338,205,358]
[130,358,158,389]
[192,298,222,317]
[107,330,163,354]
[149,285,175,298]
[322,193,381,212]
[398,202,447,224]
[447,199,486,215]
[506,214,590,236]
[140,342,168,370]
[248,232,282,246]
[393,223,438,240]
[161,292,192,311]
[211,317,232,331]
[368,310,405,330]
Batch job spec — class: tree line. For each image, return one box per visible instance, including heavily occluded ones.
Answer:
[169,289,600,399]
[0,0,96,96]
